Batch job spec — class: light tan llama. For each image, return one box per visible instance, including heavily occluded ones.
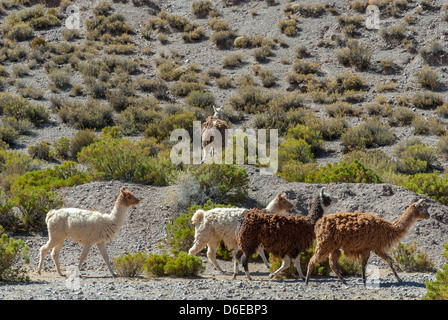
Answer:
[37,187,140,277]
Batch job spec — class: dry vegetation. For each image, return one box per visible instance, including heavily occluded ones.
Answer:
[0,0,447,209]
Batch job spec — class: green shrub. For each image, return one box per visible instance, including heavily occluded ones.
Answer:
[279,138,314,169]
[392,242,435,272]
[114,251,148,277]
[401,172,448,206]
[10,161,90,193]
[0,148,42,192]
[0,225,30,282]
[284,124,324,153]
[143,110,197,142]
[77,136,176,186]
[304,159,383,184]
[51,137,71,160]
[144,252,205,277]
[10,188,63,232]
[0,92,49,126]
[424,243,448,300]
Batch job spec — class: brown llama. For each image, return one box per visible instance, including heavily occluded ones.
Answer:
[305,199,430,285]
[233,187,338,280]
[202,105,228,162]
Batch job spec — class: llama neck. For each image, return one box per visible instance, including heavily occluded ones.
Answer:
[391,206,419,239]
[265,200,281,212]
[109,196,129,225]
[307,196,325,224]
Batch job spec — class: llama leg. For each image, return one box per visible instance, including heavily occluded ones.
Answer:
[376,251,402,282]
[305,246,329,285]
[269,256,291,279]
[232,249,242,280]
[206,239,224,273]
[78,244,92,272]
[293,255,305,280]
[97,243,116,277]
[360,252,371,285]
[51,241,65,277]
[241,254,252,281]
[38,237,60,275]
[329,250,346,284]
[257,246,270,270]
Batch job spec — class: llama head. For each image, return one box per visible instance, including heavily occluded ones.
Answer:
[213,105,224,118]
[319,187,338,211]
[411,199,430,220]
[275,193,294,211]
[120,187,140,207]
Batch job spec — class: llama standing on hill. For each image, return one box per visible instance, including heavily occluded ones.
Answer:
[188,193,293,273]
[233,187,338,280]
[202,105,228,163]
[305,199,430,285]
[37,187,140,277]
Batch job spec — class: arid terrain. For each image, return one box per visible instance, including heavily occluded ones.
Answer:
[0,0,448,301]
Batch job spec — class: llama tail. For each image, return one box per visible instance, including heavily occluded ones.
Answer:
[191,209,205,225]
[45,209,56,224]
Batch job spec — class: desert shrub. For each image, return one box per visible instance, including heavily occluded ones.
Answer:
[143,110,197,142]
[343,149,398,180]
[414,66,441,90]
[56,99,113,129]
[215,76,233,89]
[253,66,276,87]
[77,135,176,186]
[85,13,135,40]
[408,91,444,110]
[335,39,372,70]
[419,40,446,65]
[113,251,148,277]
[0,92,49,126]
[253,46,273,63]
[69,129,98,159]
[392,242,435,272]
[291,59,320,75]
[388,106,415,126]
[222,53,244,68]
[51,137,71,160]
[0,149,42,192]
[0,225,30,282]
[210,30,237,49]
[325,71,366,94]
[228,86,271,113]
[325,101,362,118]
[161,201,232,254]
[191,0,213,18]
[28,140,51,160]
[424,243,448,300]
[437,135,448,160]
[117,107,161,135]
[93,1,114,17]
[380,23,408,46]
[144,252,204,277]
[304,159,383,184]
[394,138,437,174]
[185,90,215,109]
[4,23,34,41]
[277,18,299,36]
[340,120,395,152]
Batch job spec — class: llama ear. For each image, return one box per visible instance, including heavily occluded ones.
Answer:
[415,199,424,207]
[120,186,126,193]
[320,187,325,197]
